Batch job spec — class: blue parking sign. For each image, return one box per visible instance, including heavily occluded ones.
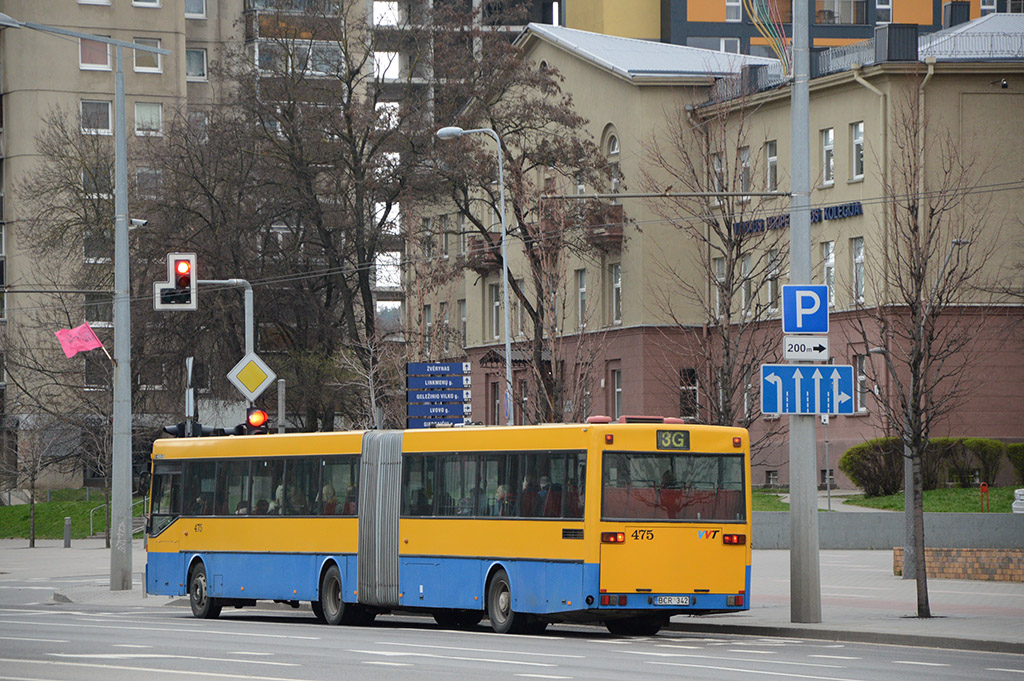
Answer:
[782,285,829,334]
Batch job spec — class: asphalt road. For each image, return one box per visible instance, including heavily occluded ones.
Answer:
[0,591,1021,681]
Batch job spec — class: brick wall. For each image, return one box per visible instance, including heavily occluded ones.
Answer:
[893,547,1024,582]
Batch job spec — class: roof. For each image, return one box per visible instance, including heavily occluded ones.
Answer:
[517,23,780,81]
[919,13,1024,61]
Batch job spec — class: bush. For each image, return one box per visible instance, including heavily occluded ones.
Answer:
[962,437,1005,486]
[924,437,959,490]
[1008,443,1024,484]
[839,437,903,497]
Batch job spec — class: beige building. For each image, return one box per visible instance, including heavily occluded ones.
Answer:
[411,17,1024,487]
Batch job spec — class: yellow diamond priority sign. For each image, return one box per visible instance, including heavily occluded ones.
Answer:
[227,352,277,402]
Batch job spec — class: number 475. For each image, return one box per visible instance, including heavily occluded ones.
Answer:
[630,529,654,541]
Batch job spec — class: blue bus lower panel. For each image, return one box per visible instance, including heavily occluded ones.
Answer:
[148,553,751,617]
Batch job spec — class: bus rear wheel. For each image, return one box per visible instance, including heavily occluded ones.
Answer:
[317,565,345,625]
[189,563,222,619]
[487,569,530,634]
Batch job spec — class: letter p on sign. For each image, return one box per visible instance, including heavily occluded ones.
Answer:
[782,285,829,334]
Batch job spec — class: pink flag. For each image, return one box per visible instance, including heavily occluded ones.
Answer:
[55,322,104,359]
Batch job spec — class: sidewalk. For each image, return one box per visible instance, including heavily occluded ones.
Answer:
[2,539,1021,653]
[777,488,896,512]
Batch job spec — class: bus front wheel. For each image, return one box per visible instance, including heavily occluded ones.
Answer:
[487,569,529,634]
[189,563,222,619]
[317,565,345,625]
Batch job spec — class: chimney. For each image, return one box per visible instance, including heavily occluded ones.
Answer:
[942,1,971,28]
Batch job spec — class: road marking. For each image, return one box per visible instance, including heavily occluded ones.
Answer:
[0,658,316,681]
[363,662,411,668]
[986,669,1024,674]
[112,644,153,649]
[228,652,274,656]
[47,653,297,667]
[809,655,860,660]
[655,645,703,650]
[647,661,867,680]
[892,661,950,667]
[349,649,554,667]
[377,641,585,659]
[0,587,59,591]
[0,619,321,640]
[932,589,1024,597]
[0,637,69,644]
[821,585,888,591]
[623,651,841,668]
[515,675,572,679]
[726,650,777,655]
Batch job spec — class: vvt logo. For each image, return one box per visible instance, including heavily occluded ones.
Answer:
[698,530,720,540]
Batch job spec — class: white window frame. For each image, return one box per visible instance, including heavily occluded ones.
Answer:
[713,256,726,317]
[84,292,113,329]
[876,0,891,22]
[851,236,865,303]
[726,0,742,22]
[185,0,206,18]
[133,0,160,5]
[79,0,112,5]
[490,283,501,340]
[613,369,623,419]
[980,0,995,14]
[822,241,835,307]
[82,165,112,199]
[741,254,752,315]
[822,128,835,186]
[81,100,112,135]
[739,146,751,199]
[679,367,698,419]
[186,48,208,81]
[80,37,111,71]
[575,268,587,328]
[458,298,467,346]
[721,37,741,53]
[851,121,864,180]
[134,102,163,136]
[610,263,622,324]
[855,354,869,412]
[133,38,162,73]
[765,140,778,192]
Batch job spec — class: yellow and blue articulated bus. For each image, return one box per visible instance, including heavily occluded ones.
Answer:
[146,416,751,635]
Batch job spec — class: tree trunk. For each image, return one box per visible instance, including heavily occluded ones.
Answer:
[912,451,931,617]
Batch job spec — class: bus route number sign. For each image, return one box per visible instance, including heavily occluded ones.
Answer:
[656,430,690,451]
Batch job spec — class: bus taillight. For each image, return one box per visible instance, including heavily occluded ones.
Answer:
[722,533,746,545]
[727,594,744,606]
[601,532,626,544]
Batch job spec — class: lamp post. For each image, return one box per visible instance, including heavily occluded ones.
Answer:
[0,13,169,590]
[870,237,969,581]
[436,126,514,426]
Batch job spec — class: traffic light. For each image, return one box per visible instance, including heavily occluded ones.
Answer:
[162,422,223,437]
[240,407,269,435]
[153,252,198,311]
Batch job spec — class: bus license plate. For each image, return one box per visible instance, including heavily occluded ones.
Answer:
[655,596,690,606]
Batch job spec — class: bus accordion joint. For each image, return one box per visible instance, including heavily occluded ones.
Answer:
[722,533,746,545]
[601,531,626,544]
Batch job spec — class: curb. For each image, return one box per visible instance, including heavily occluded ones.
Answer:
[667,620,1024,655]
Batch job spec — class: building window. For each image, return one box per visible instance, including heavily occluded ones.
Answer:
[80,38,110,70]
[607,134,619,155]
[374,52,399,80]
[81,100,112,135]
[441,302,449,355]
[612,369,623,419]
[739,146,751,197]
[816,0,866,24]
[822,241,835,306]
[83,165,113,199]
[765,140,778,192]
[186,48,207,81]
[768,249,781,311]
[84,292,113,328]
[741,254,752,315]
[851,121,864,180]
[980,0,995,14]
[679,368,698,419]
[458,299,467,346]
[373,251,401,290]
[821,128,834,185]
[575,268,587,328]
[875,0,891,22]
[711,152,725,195]
[85,354,111,390]
[423,304,432,356]
[133,38,162,73]
[374,1,399,25]
[726,0,742,22]
[721,38,741,53]
[134,102,162,136]
[440,215,449,256]
[713,256,726,317]
[766,470,779,487]
[458,214,467,255]
[133,0,160,5]
[821,469,835,486]
[851,236,865,303]
[185,0,206,17]
[421,217,432,258]
[855,354,868,412]
[135,167,162,199]
[610,263,622,324]
[490,283,501,340]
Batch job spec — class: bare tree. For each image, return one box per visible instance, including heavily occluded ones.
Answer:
[854,81,995,618]
[642,96,788,456]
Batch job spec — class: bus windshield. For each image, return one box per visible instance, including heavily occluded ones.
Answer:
[601,452,745,522]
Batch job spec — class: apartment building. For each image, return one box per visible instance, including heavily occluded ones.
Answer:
[410,16,1024,487]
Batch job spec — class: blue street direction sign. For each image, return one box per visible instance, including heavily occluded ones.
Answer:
[782,284,829,334]
[406,362,471,375]
[407,375,471,390]
[408,389,471,403]
[761,364,855,415]
[408,403,473,418]
[407,416,471,429]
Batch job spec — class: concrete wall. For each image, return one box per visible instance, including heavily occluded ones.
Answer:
[753,512,1024,550]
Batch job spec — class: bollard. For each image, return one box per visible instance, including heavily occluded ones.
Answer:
[63,517,72,548]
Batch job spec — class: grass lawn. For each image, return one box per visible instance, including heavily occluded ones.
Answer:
[844,485,1017,513]
[753,490,790,511]
[0,489,144,540]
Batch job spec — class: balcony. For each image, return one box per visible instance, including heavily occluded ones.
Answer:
[465,234,501,275]
[584,204,625,251]
[815,0,866,25]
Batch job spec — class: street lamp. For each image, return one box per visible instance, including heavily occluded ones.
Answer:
[0,12,169,590]
[869,237,969,581]
[436,126,514,426]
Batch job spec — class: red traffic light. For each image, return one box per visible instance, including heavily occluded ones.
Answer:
[175,259,192,276]
[247,409,268,428]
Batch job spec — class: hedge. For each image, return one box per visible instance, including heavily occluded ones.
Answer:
[1009,443,1024,484]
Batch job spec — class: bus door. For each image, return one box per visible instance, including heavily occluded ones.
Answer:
[599,450,748,595]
